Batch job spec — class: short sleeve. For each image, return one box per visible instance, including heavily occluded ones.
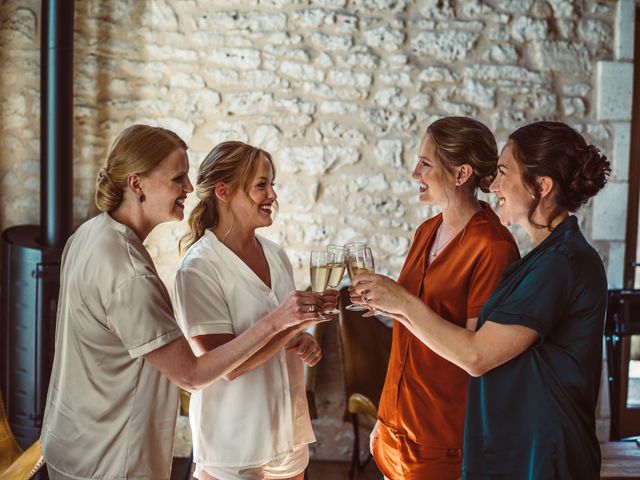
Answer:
[106,275,183,358]
[467,240,519,318]
[486,250,572,339]
[173,267,234,338]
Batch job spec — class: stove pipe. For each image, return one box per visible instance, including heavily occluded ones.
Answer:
[1,0,74,450]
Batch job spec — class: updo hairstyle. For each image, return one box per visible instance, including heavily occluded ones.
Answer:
[95,124,187,212]
[426,116,499,193]
[508,121,611,228]
[180,141,275,252]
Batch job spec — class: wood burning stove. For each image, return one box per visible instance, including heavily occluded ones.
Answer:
[1,0,74,450]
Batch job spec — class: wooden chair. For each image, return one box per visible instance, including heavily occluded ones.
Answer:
[337,287,392,480]
[305,322,328,420]
[0,391,45,480]
[605,290,640,440]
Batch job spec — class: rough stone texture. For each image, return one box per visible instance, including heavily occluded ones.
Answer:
[363,24,404,51]
[530,40,591,72]
[375,139,403,167]
[410,30,480,62]
[0,0,625,462]
[561,97,586,117]
[510,16,548,42]
[578,18,612,48]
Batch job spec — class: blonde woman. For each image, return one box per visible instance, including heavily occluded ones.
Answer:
[40,126,324,480]
[174,141,331,480]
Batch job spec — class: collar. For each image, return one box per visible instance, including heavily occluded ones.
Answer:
[527,215,577,257]
[501,216,577,278]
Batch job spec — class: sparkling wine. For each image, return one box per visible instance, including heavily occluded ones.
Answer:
[347,262,373,281]
[327,262,346,287]
[310,265,330,293]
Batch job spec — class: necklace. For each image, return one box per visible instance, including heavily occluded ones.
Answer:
[431,224,456,258]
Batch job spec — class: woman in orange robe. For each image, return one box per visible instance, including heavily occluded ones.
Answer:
[362,117,519,479]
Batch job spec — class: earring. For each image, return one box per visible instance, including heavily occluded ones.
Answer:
[139,194,146,203]
[531,194,536,199]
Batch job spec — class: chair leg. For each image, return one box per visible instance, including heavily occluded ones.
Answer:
[348,413,359,480]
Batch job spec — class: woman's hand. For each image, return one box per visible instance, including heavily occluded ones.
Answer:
[287,332,322,366]
[369,419,381,454]
[321,288,340,315]
[268,290,326,332]
[350,273,410,317]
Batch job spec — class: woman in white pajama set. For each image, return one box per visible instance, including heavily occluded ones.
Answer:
[174,141,330,480]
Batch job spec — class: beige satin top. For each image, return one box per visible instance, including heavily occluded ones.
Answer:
[41,213,183,479]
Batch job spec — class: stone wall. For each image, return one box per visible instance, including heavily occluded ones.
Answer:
[0,0,633,461]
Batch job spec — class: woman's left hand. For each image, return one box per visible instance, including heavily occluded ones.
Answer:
[350,273,409,317]
[287,332,322,367]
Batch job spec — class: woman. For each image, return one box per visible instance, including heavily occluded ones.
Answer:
[353,121,611,479]
[41,125,325,480]
[361,117,519,479]
[174,141,331,480]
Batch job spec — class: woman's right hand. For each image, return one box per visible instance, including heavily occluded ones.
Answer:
[351,273,410,317]
[370,419,381,455]
[268,290,326,332]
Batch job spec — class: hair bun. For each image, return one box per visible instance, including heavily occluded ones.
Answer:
[97,167,109,182]
[95,167,123,212]
[477,171,496,193]
[568,145,611,206]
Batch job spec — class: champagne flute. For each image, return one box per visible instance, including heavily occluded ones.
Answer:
[346,245,375,311]
[324,245,346,315]
[309,250,333,317]
[344,241,367,253]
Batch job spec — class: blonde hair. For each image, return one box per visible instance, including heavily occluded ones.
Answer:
[427,116,498,193]
[180,141,276,253]
[95,124,188,212]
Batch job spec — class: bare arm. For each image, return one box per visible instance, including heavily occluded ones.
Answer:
[192,322,310,381]
[352,274,538,377]
[144,315,279,392]
[397,295,537,376]
[145,290,326,390]
[194,290,335,380]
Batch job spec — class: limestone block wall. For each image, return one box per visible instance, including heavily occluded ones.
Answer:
[0,0,631,461]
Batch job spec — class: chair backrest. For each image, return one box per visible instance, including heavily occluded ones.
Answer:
[0,389,44,479]
[605,289,640,337]
[0,391,22,473]
[1,441,44,480]
[605,289,640,440]
[304,321,328,419]
[337,286,392,418]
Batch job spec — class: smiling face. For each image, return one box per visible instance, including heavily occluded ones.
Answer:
[412,134,455,207]
[228,154,277,230]
[140,147,193,225]
[490,141,535,228]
